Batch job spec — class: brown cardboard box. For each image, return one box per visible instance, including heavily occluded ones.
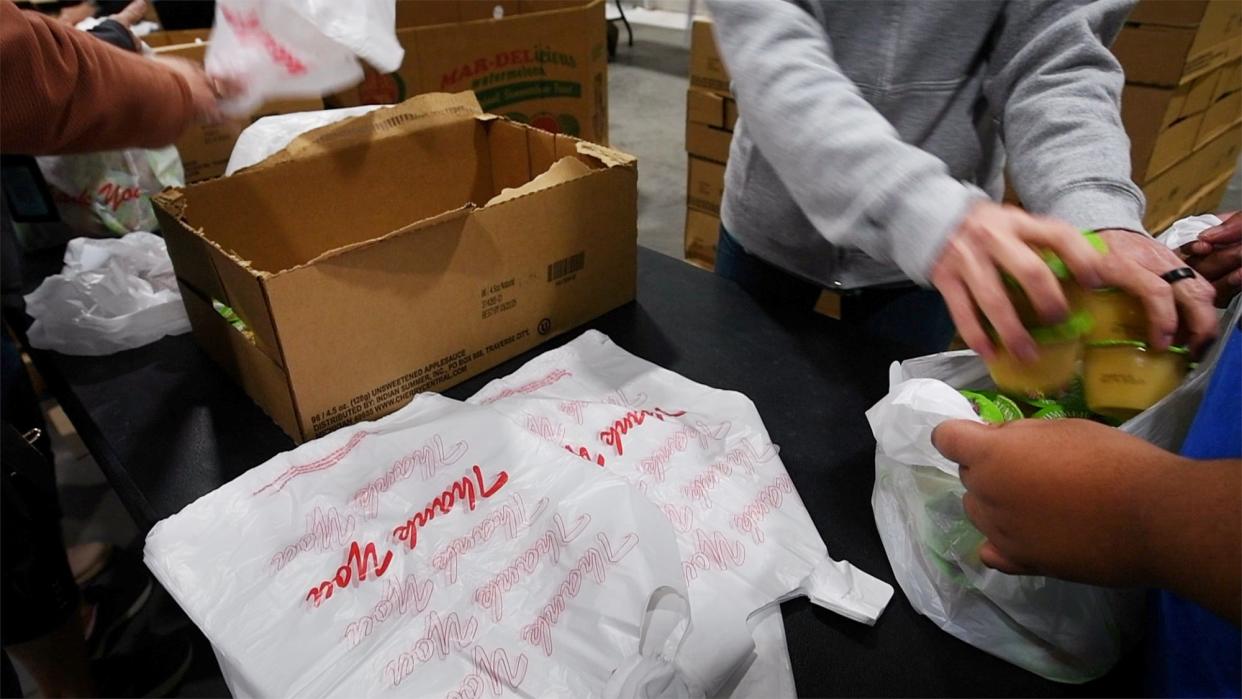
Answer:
[1215,60,1242,100]
[687,89,724,127]
[1149,168,1235,233]
[686,89,738,131]
[690,20,730,96]
[1131,110,1204,181]
[1182,170,1235,216]
[1126,0,1242,28]
[331,0,608,145]
[725,99,739,131]
[1188,0,1242,58]
[1142,125,1242,227]
[686,121,732,164]
[687,156,726,216]
[1114,18,1241,86]
[1196,88,1242,147]
[1128,0,1210,26]
[152,93,638,442]
[152,42,323,183]
[684,208,719,269]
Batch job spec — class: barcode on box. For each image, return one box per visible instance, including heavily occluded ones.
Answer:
[547,252,585,282]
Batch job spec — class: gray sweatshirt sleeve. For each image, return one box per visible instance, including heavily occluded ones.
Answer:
[987,0,1146,233]
[705,0,983,284]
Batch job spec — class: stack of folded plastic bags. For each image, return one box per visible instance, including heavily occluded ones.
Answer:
[145,331,893,697]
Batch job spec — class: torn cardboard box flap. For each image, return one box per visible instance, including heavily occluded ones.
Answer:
[152,92,638,442]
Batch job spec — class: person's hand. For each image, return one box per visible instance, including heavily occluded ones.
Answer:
[109,0,147,28]
[929,201,1105,363]
[58,1,97,25]
[1096,228,1218,353]
[931,418,1179,586]
[151,56,224,124]
[1180,212,1241,307]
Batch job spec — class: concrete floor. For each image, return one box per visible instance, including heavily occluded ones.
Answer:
[609,23,693,259]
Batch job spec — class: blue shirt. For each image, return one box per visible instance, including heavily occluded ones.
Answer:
[1145,322,1241,698]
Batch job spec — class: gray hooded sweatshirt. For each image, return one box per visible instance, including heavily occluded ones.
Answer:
[705,0,1144,289]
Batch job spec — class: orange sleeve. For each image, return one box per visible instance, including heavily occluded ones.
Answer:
[0,1,197,155]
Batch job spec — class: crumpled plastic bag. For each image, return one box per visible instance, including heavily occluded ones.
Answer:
[145,395,694,698]
[206,0,404,116]
[36,147,184,236]
[225,105,383,175]
[1155,213,1221,251]
[469,330,893,696]
[24,233,190,356]
[865,302,1241,682]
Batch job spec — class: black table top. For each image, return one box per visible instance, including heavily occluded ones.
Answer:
[20,246,1138,697]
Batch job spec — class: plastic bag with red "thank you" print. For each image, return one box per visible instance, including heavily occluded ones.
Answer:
[206,0,404,116]
[145,395,693,698]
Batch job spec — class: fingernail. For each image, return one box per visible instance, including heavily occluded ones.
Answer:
[1016,342,1039,364]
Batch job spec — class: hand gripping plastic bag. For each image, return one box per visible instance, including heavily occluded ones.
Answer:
[206,0,404,116]
[469,331,894,695]
[23,232,190,355]
[145,394,693,698]
[1155,213,1221,251]
[225,105,384,175]
[864,301,1241,682]
[36,147,184,236]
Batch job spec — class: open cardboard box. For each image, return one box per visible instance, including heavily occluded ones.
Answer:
[152,92,638,442]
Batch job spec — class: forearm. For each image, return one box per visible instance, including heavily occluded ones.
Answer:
[705,0,980,283]
[1141,458,1241,624]
[0,2,194,155]
[992,0,1145,233]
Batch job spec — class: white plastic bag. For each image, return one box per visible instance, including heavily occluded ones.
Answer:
[1155,213,1221,251]
[36,147,184,236]
[469,331,894,695]
[23,233,190,356]
[145,394,693,698]
[865,303,1239,682]
[206,0,404,116]
[225,105,383,175]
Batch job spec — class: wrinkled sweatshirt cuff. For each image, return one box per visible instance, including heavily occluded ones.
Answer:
[882,177,986,286]
[1043,183,1147,235]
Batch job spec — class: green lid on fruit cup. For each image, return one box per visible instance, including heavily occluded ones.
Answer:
[1041,230,1108,280]
[1027,309,1096,344]
[1085,339,1190,355]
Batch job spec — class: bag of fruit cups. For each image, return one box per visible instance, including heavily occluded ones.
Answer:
[983,232,1192,418]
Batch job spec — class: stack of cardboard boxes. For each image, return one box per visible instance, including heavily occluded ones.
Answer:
[1114,0,1242,233]
[683,20,734,271]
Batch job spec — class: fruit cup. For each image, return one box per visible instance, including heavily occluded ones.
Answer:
[1083,341,1190,421]
[985,311,1093,398]
[1082,289,1147,342]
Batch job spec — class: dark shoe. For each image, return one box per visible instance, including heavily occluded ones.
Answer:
[83,548,154,659]
[92,630,194,698]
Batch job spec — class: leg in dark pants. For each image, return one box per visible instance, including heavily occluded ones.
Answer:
[714,226,955,356]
